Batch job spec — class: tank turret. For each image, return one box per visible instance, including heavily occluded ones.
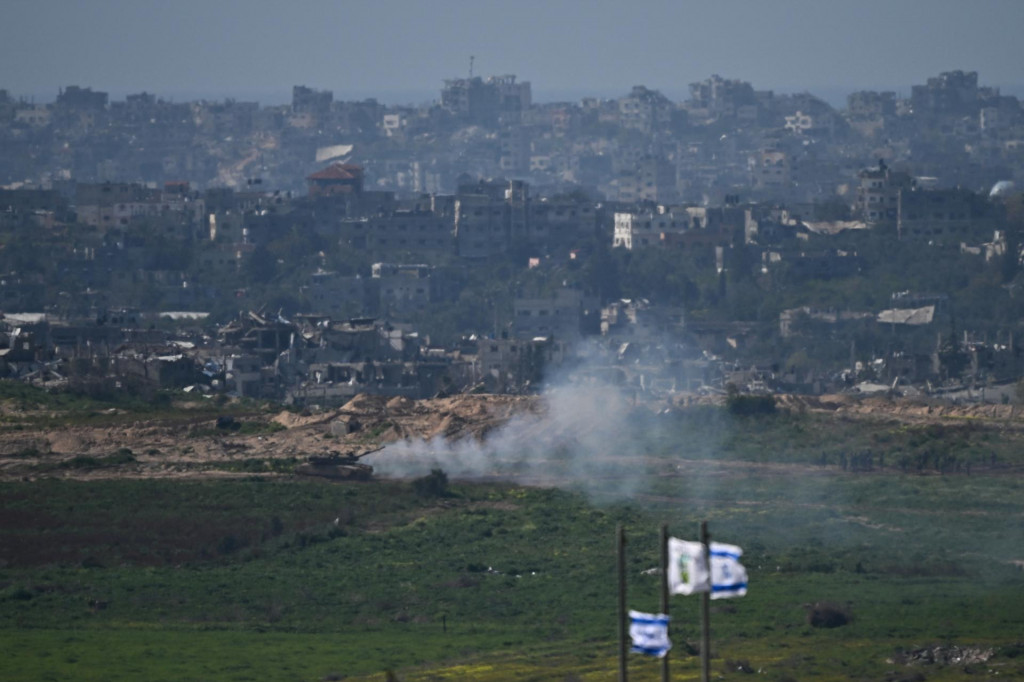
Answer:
[295,446,382,480]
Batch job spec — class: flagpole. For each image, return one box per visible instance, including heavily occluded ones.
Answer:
[618,524,628,682]
[660,523,670,682]
[700,520,711,682]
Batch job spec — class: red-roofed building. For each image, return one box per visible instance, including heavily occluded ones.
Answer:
[306,163,364,197]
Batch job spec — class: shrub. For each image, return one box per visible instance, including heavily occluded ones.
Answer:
[9,587,33,601]
[236,421,286,436]
[726,392,777,416]
[217,534,242,555]
[216,415,240,431]
[806,601,851,628]
[412,468,449,497]
[110,448,136,465]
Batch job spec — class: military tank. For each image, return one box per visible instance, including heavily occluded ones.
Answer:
[295,446,382,481]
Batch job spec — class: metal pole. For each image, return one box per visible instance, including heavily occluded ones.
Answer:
[700,520,711,682]
[660,523,670,682]
[618,524,628,682]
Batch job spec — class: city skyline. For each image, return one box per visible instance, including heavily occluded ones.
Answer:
[3,0,1024,106]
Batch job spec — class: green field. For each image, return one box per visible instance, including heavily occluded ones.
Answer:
[2,406,1024,681]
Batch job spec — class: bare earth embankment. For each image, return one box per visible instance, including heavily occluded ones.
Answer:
[2,391,1023,481]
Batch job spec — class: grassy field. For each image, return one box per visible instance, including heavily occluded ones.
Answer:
[2,404,1024,680]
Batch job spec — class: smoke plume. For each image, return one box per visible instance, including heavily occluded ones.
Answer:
[374,339,699,501]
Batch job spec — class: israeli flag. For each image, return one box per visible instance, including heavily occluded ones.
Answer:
[629,610,671,658]
[709,542,748,599]
[669,538,748,599]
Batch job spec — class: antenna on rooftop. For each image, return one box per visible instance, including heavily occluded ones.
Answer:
[469,55,475,78]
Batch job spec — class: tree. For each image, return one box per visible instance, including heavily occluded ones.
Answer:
[244,245,278,284]
[412,468,449,497]
[580,240,621,302]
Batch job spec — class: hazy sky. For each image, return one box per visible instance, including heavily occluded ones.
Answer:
[3,0,1024,105]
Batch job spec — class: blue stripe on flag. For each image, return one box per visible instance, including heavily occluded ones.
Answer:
[710,550,741,560]
[632,645,669,656]
[631,615,670,626]
[712,582,747,592]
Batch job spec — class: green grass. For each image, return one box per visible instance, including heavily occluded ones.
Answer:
[3,405,1024,680]
[646,406,1023,471]
[0,379,279,432]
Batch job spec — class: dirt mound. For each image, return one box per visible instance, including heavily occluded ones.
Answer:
[272,409,341,428]
[8,389,1024,483]
[775,394,855,412]
[834,396,1022,424]
[341,394,392,414]
[386,396,415,414]
[434,413,468,440]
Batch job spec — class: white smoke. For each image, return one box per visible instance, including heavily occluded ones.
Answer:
[374,379,658,501]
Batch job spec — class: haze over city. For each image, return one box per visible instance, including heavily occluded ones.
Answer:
[4,0,1024,105]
